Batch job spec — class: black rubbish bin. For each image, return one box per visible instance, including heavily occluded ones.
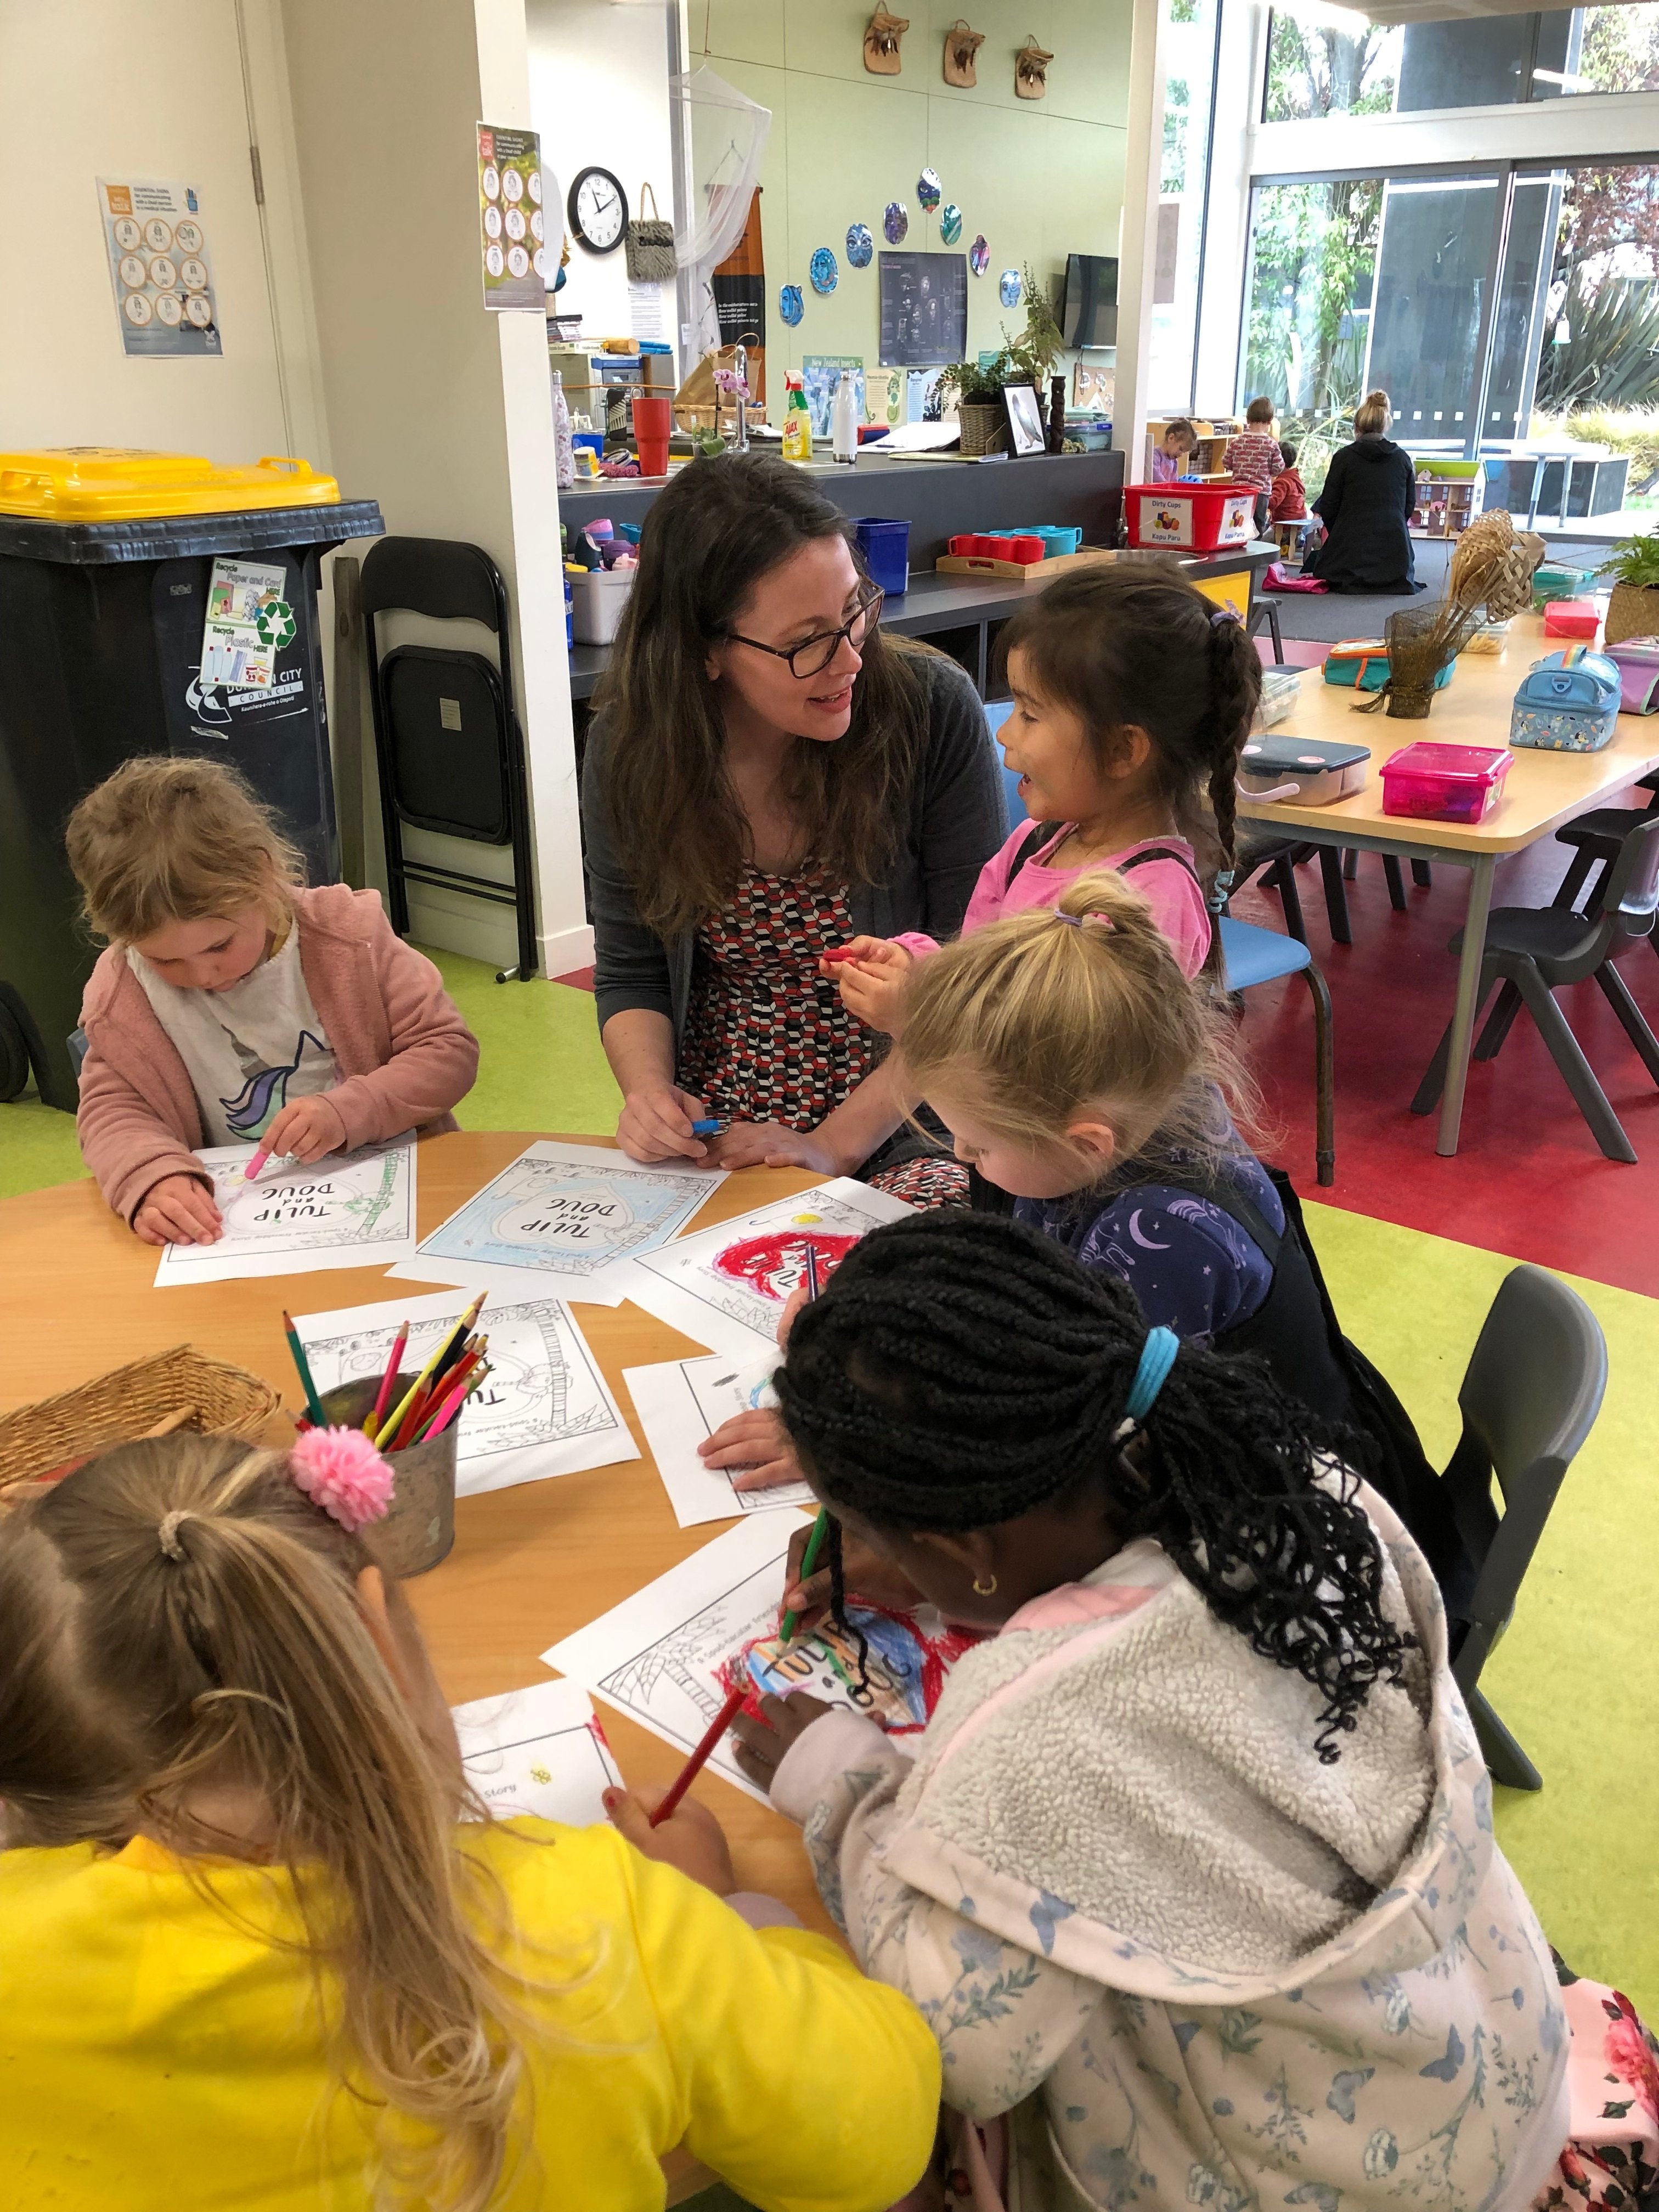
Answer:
[0,461,382,1110]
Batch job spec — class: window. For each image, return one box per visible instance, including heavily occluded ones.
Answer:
[1264,3,1659,121]
[1148,0,1220,409]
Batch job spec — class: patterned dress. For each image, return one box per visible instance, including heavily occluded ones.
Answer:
[678,865,966,1209]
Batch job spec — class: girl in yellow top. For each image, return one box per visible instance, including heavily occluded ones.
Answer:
[0,1429,939,2212]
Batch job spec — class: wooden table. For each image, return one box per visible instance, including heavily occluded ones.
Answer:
[0,1132,834,1936]
[1238,612,1659,1154]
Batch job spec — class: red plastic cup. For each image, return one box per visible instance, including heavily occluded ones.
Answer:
[1008,534,1046,565]
[981,535,1015,560]
[632,394,673,478]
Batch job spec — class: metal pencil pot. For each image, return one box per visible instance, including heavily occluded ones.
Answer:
[318,1374,457,1577]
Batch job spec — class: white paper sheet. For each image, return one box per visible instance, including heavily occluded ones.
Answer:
[153,1139,416,1286]
[386,1139,725,1307]
[544,1514,978,1805]
[452,1678,622,1827]
[291,1288,639,1495]
[623,1351,811,1526]
[612,1177,914,1358]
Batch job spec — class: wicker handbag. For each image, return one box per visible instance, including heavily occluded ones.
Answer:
[0,1345,278,1506]
[1605,580,1659,648]
[624,183,676,284]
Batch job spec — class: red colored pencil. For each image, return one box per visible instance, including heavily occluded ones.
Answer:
[364,1321,409,1441]
[650,1683,747,1826]
[414,1370,471,1444]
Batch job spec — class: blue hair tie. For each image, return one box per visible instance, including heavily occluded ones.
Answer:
[1123,1325,1180,1423]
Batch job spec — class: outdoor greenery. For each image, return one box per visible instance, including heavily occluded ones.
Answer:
[1534,405,1659,498]
[1600,529,1659,589]
[1243,178,1381,433]
[1264,13,1396,121]
[1534,276,1659,411]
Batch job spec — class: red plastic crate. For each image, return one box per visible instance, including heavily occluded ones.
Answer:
[1124,481,1258,551]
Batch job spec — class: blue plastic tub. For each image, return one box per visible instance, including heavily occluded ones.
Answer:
[853,516,910,596]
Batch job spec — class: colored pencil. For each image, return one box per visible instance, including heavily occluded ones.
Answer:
[649,1683,747,1826]
[777,1508,831,1646]
[419,1361,490,1444]
[377,1295,485,1451]
[363,1321,409,1442]
[803,1241,820,1303]
[280,1311,328,1426]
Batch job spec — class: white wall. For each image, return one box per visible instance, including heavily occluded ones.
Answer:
[527,0,676,351]
[0,0,322,461]
[280,0,589,978]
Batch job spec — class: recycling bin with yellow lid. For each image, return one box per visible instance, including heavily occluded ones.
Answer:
[0,448,382,1109]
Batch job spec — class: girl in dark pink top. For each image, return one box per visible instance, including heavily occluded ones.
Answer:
[825,564,1262,1035]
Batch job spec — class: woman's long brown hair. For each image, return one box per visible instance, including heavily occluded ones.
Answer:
[594,451,932,938]
[0,1436,542,2211]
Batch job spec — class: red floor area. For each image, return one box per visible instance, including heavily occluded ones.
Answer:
[1231,816,1659,1297]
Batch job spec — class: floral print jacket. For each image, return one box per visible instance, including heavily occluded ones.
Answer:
[772,1485,1571,2212]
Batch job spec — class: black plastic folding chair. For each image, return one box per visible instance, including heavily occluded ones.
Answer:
[360,537,537,982]
[1441,1263,1607,1791]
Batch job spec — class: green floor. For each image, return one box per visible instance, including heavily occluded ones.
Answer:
[4,947,1653,2038]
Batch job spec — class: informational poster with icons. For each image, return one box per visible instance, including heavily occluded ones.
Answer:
[97,179,221,357]
[477,123,546,313]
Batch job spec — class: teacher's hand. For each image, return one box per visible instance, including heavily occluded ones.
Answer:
[707,1122,843,1175]
[617,1084,711,1164]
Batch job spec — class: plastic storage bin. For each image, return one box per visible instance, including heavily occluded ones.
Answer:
[1380,742,1511,825]
[1543,599,1600,639]
[570,567,636,645]
[1239,735,1369,805]
[1123,481,1257,551]
[0,448,381,1110]
[853,516,911,596]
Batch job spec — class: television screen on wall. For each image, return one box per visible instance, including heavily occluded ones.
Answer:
[1062,254,1119,348]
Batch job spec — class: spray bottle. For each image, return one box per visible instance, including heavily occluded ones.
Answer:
[781,372,813,462]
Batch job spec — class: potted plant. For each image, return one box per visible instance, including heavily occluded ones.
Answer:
[1600,531,1659,645]
[938,351,1012,456]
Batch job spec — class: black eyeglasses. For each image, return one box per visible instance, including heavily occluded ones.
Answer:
[723,586,884,678]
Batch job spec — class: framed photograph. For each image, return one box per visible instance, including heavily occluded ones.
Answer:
[1002,382,1047,457]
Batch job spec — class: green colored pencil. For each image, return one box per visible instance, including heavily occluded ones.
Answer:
[778,1508,831,1646]
[280,1310,327,1426]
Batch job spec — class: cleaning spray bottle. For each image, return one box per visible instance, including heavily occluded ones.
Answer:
[781,372,813,462]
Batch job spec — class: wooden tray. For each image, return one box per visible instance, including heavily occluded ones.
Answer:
[933,545,1120,583]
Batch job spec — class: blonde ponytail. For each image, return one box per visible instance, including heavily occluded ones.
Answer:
[0,1436,528,2212]
[900,872,1247,1173]
[1354,389,1391,436]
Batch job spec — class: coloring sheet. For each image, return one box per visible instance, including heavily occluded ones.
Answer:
[292,1288,639,1496]
[387,1140,724,1306]
[452,1678,622,1827]
[617,1178,914,1358]
[544,1514,980,1806]
[623,1351,812,1527]
[153,1139,416,1286]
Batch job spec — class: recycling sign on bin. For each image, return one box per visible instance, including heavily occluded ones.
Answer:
[201,556,293,689]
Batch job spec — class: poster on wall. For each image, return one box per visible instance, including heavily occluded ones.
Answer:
[97,179,221,357]
[477,124,547,313]
[878,251,968,369]
[802,356,865,438]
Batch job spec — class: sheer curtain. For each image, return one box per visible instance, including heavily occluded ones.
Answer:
[670,65,771,356]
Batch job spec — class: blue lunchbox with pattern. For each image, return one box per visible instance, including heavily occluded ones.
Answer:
[1509,645,1622,753]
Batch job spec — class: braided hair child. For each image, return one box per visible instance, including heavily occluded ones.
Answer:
[822,561,1261,1035]
[734,1211,1576,2212]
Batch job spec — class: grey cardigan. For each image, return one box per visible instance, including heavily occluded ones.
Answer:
[582,652,1006,1043]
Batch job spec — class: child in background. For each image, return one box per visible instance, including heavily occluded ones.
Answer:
[825,566,1260,1035]
[0,1431,940,2211]
[1226,397,1285,534]
[66,758,479,1247]
[737,1212,1646,2212]
[1149,417,1199,483]
[1271,438,1308,522]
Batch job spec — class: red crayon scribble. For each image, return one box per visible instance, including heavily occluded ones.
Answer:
[713,1229,860,1302]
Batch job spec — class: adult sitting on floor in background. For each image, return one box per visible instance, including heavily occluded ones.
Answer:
[1302,391,1424,596]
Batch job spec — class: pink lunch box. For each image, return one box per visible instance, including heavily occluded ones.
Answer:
[1380,742,1511,825]
[1543,599,1601,639]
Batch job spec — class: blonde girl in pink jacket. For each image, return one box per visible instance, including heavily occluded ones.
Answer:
[66,757,478,1248]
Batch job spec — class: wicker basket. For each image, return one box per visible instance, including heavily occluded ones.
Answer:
[0,1345,278,1505]
[1604,580,1659,648]
[957,402,1005,458]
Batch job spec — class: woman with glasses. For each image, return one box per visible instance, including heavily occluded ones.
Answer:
[581,452,1003,1203]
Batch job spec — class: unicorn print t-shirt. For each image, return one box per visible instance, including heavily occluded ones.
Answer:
[126,928,339,1145]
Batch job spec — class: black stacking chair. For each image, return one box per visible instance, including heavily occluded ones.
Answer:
[360,537,537,982]
[1442,1264,1606,1792]
[1549,769,1659,922]
[1410,815,1659,1161]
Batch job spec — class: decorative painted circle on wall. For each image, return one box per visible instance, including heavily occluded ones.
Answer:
[940,203,962,246]
[884,200,909,244]
[810,246,838,295]
[969,234,990,275]
[918,167,942,212]
[846,222,873,269]
[999,266,1023,307]
[779,283,804,326]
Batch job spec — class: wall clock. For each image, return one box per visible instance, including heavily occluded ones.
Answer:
[567,166,629,254]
